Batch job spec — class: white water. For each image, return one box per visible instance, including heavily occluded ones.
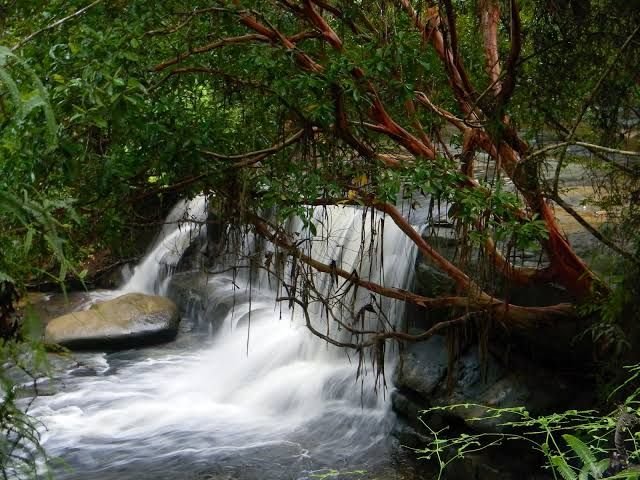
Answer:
[29,199,419,479]
[121,194,208,295]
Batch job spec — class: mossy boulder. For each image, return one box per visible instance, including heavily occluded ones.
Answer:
[44,293,179,350]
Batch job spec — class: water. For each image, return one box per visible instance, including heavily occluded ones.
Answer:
[28,199,421,479]
[122,194,209,295]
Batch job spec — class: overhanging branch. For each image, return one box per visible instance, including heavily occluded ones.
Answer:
[200,129,306,168]
[249,210,576,327]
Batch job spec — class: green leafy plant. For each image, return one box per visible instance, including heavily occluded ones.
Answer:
[416,372,640,480]
[0,331,53,480]
[0,45,57,142]
[0,42,70,479]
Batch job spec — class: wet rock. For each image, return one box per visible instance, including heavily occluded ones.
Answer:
[168,272,209,326]
[18,291,96,325]
[391,420,432,449]
[44,293,179,350]
[168,272,265,334]
[414,262,456,298]
[441,449,553,480]
[393,336,578,433]
[391,338,575,479]
[391,390,424,424]
[393,335,448,397]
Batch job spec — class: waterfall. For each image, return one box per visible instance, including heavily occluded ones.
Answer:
[121,195,208,295]
[29,200,419,480]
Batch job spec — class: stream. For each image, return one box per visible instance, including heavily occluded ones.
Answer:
[27,198,424,479]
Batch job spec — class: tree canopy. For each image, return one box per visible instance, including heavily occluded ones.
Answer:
[0,0,639,346]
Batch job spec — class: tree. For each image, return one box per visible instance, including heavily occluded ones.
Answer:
[1,0,639,356]
[142,0,639,347]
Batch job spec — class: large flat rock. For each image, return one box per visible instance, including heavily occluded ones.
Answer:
[44,293,179,350]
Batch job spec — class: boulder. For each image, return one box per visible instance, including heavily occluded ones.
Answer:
[393,336,582,433]
[44,293,179,350]
[393,335,448,397]
[167,272,243,333]
[167,271,209,323]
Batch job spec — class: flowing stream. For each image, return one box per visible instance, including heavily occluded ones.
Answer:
[29,199,421,479]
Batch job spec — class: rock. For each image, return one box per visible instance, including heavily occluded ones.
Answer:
[44,293,179,350]
[391,390,425,428]
[393,335,448,397]
[414,262,456,298]
[391,337,578,479]
[393,336,580,433]
[18,291,96,324]
[390,420,432,449]
[441,448,553,480]
[168,272,209,327]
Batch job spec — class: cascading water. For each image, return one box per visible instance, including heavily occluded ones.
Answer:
[28,198,420,480]
[121,195,209,295]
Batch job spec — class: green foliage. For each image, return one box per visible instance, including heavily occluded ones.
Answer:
[0,330,53,480]
[0,39,69,480]
[416,367,640,480]
[0,1,636,478]
[0,45,57,142]
[561,434,602,479]
[0,44,76,289]
[576,242,640,358]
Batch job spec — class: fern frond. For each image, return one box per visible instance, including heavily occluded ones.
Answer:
[579,459,609,479]
[0,44,57,142]
[551,455,578,480]
[563,434,599,479]
[0,65,23,118]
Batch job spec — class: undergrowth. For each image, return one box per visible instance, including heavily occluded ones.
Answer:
[417,365,640,479]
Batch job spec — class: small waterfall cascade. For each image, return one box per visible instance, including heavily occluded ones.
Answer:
[29,200,420,480]
[243,205,419,359]
[121,195,208,295]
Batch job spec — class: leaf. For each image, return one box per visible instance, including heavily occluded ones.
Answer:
[24,228,34,254]
[27,67,58,142]
[551,455,577,480]
[21,309,43,341]
[0,65,23,118]
[579,459,609,480]
[0,45,57,142]
[563,434,599,478]
[22,95,46,115]
[0,271,16,284]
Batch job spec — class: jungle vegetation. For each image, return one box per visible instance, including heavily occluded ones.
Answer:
[0,0,639,477]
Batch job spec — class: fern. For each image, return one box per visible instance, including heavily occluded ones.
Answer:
[0,65,23,117]
[579,459,610,480]
[563,434,600,479]
[0,45,57,142]
[551,455,578,480]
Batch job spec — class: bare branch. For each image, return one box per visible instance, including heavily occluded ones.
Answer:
[549,194,639,266]
[530,141,640,159]
[479,0,501,95]
[552,24,640,194]
[301,0,343,50]
[497,0,522,108]
[151,66,267,91]
[12,0,103,51]
[278,296,483,350]
[153,34,270,72]
[145,13,196,36]
[200,129,306,167]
